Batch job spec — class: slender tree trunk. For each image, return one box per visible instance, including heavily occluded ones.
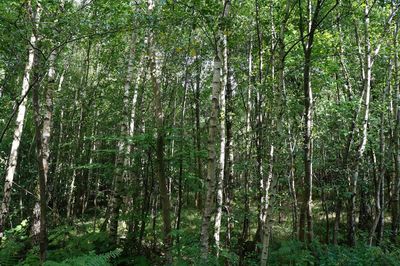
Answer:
[288,138,298,236]
[51,67,67,224]
[300,0,339,244]
[43,50,56,262]
[241,39,252,247]
[333,3,356,244]
[200,1,229,259]
[278,0,297,237]
[200,53,221,260]
[33,48,56,263]
[73,39,91,217]
[301,46,314,244]
[260,3,278,261]
[176,47,190,252]
[260,145,275,266]
[148,1,172,261]
[0,5,39,240]
[109,30,137,245]
[337,2,353,100]
[254,0,265,243]
[225,58,234,250]
[347,0,399,245]
[348,2,372,246]
[214,9,229,253]
[392,18,400,242]
[254,77,265,243]
[139,150,152,248]
[125,54,144,248]
[194,56,203,210]
[322,186,330,244]
[299,38,315,245]
[338,51,365,245]
[370,60,391,245]
[298,0,329,244]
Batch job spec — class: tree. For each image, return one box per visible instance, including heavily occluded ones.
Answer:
[147,0,172,261]
[296,0,339,244]
[0,0,41,243]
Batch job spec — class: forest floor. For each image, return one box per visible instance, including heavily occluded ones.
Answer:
[2,209,400,265]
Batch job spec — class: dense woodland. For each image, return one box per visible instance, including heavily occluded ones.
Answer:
[1,0,400,265]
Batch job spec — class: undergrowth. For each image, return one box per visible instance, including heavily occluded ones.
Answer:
[2,218,400,265]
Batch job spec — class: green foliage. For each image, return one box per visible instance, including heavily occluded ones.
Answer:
[219,248,239,265]
[1,222,121,265]
[0,219,30,266]
[0,238,25,266]
[20,246,40,266]
[46,226,114,262]
[269,240,315,265]
[319,245,400,266]
[44,249,122,266]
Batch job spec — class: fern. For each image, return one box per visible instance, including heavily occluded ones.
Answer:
[43,249,122,266]
[0,239,24,266]
[0,254,19,266]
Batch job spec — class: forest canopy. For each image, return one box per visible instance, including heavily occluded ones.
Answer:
[1,0,400,265]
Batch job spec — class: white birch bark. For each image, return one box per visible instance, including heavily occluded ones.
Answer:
[109,29,137,244]
[241,39,252,245]
[260,145,275,266]
[348,1,372,245]
[200,48,222,262]
[214,13,228,254]
[201,0,229,259]
[0,2,40,240]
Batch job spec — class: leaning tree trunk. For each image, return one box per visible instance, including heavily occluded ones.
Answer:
[0,1,40,242]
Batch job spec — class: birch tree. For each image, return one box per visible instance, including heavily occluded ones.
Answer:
[0,0,41,242]
[214,0,230,255]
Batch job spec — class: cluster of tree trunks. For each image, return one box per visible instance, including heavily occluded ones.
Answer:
[2,0,400,265]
